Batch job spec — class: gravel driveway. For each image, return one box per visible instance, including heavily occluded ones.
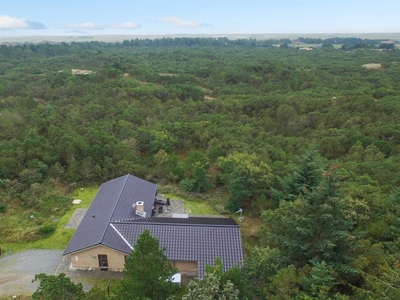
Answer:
[0,249,63,297]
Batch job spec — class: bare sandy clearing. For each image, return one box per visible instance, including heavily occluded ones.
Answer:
[71,69,93,75]
[159,73,178,77]
[362,63,383,69]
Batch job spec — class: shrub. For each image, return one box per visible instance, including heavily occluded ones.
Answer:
[225,197,241,213]
[179,179,197,192]
[38,224,56,237]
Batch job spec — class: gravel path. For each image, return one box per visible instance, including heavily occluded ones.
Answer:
[0,250,63,296]
[65,208,88,229]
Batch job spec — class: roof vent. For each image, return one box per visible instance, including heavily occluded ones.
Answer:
[135,201,146,217]
[172,213,189,219]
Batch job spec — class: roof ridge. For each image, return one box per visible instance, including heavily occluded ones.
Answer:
[113,216,142,222]
[110,223,134,251]
[112,220,239,228]
[100,174,130,243]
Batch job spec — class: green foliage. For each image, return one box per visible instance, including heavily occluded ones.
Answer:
[38,223,56,237]
[264,165,357,273]
[242,246,283,298]
[150,130,178,153]
[32,273,85,300]
[179,150,211,192]
[179,162,209,192]
[117,229,178,300]
[182,258,244,300]
[354,254,400,299]
[1,39,400,298]
[225,196,241,213]
[182,271,240,300]
[264,264,300,299]
[219,152,273,207]
[179,178,197,192]
[273,148,322,202]
[300,261,337,298]
[168,83,204,101]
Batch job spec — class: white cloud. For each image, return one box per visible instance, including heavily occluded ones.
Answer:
[65,22,141,30]
[112,22,141,29]
[65,22,105,30]
[353,15,368,20]
[0,15,45,30]
[157,17,206,28]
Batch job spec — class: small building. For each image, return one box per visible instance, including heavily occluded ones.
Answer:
[64,174,243,277]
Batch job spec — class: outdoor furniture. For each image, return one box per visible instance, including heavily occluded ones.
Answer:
[155,198,166,205]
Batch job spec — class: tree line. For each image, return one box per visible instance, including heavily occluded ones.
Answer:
[1,39,400,298]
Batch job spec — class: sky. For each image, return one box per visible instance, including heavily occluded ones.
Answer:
[0,0,399,37]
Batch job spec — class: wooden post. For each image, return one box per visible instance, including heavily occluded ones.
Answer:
[106,280,110,296]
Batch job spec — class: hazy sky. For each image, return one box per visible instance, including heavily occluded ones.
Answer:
[1,0,399,37]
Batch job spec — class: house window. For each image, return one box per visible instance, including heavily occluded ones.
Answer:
[98,254,108,271]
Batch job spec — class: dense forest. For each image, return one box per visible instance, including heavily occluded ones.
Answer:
[1,37,400,299]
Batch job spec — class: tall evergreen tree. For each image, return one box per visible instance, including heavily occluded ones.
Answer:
[273,148,322,202]
[117,229,178,300]
[263,164,357,275]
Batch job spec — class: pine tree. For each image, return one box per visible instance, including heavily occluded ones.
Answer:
[273,148,322,202]
[117,229,178,300]
[263,164,357,275]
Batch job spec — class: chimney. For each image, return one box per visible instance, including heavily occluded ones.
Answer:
[135,201,146,217]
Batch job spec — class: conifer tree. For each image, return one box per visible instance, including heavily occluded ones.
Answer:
[273,148,322,202]
[263,164,357,275]
[117,229,178,300]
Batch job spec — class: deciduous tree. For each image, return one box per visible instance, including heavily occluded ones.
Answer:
[219,152,273,208]
[32,273,85,300]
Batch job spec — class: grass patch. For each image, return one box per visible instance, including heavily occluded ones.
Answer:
[163,193,219,215]
[164,192,262,253]
[1,186,99,254]
[68,277,122,297]
[91,278,122,295]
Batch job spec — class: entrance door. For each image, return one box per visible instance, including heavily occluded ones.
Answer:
[98,254,108,271]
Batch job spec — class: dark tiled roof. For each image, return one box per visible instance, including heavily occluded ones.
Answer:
[64,174,157,255]
[64,175,243,277]
[111,175,157,221]
[109,221,243,277]
[126,216,239,226]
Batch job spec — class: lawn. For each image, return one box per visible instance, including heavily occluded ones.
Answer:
[162,192,262,250]
[1,186,99,254]
[163,193,219,215]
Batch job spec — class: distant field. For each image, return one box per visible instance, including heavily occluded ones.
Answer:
[1,33,399,44]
